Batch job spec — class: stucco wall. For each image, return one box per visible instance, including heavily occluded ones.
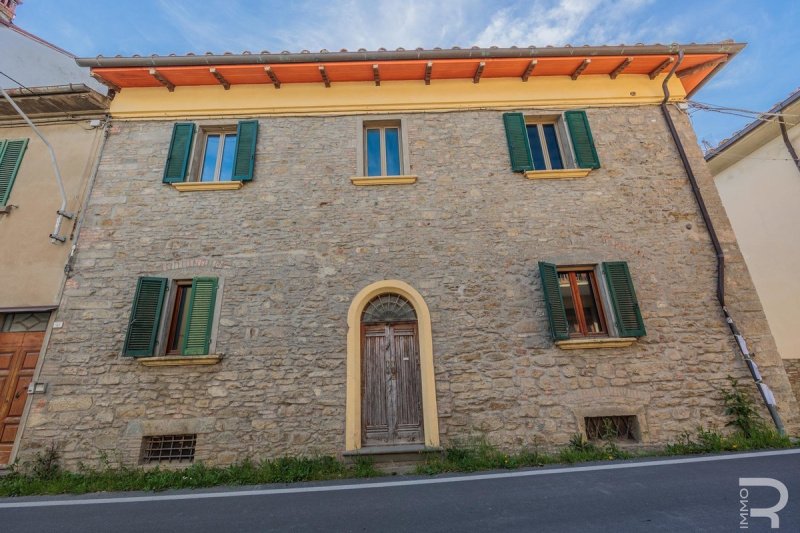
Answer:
[0,121,105,307]
[18,105,798,468]
[713,125,800,363]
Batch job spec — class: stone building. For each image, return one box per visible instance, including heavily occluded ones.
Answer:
[707,88,800,404]
[0,0,109,466]
[15,42,799,468]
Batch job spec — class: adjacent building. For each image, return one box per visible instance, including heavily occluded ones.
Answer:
[14,40,799,468]
[0,0,109,465]
[707,88,800,403]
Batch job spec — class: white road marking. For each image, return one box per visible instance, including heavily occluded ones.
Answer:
[0,448,797,509]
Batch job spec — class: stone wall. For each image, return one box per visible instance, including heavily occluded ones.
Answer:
[784,360,800,405]
[18,105,798,468]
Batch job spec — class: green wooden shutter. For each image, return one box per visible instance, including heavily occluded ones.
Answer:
[538,262,570,341]
[0,139,29,206]
[564,110,600,169]
[181,277,218,355]
[123,277,168,357]
[602,262,646,337]
[232,120,258,181]
[502,112,534,172]
[162,123,195,183]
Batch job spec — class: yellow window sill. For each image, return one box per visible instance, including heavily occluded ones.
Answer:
[137,355,223,366]
[525,168,592,180]
[350,175,417,186]
[555,338,636,350]
[170,181,244,192]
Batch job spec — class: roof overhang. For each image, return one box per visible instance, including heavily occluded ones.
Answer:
[706,88,800,174]
[0,84,110,120]
[78,43,744,98]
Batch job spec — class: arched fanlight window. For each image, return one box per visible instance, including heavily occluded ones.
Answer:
[361,293,417,324]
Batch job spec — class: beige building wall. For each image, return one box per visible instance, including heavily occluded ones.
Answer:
[713,124,800,363]
[0,121,105,307]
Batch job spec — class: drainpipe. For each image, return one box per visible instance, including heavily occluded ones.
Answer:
[659,51,785,434]
[777,116,800,174]
[0,86,74,243]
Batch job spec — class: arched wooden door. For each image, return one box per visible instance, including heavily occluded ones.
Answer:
[361,294,423,446]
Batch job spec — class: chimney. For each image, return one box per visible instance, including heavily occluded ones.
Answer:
[0,0,21,24]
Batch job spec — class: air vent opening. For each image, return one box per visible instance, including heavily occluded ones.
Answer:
[140,434,197,464]
[584,415,639,442]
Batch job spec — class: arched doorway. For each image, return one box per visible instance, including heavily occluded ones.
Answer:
[345,280,439,451]
[361,294,422,446]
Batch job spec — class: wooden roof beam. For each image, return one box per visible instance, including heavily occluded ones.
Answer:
[521,59,538,82]
[473,61,485,84]
[372,64,380,86]
[149,68,175,92]
[648,57,675,79]
[209,68,230,90]
[319,65,331,88]
[264,66,281,88]
[424,61,432,85]
[609,57,633,80]
[90,72,121,93]
[571,59,590,80]
[677,58,726,79]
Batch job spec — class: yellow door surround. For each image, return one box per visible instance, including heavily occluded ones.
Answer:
[345,279,440,451]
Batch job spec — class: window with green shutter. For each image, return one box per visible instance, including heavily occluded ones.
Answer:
[538,262,645,342]
[163,120,259,184]
[0,139,29,206]
[123,276,220,357]
[502,111,599,173]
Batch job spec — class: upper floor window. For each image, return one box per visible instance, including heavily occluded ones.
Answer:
[365,120,402,176]
[162,121,258,184]
[503,111,600,173]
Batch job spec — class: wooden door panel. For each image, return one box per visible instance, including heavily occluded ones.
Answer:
[0,332,44,465]
[362,327,389,444]
[361,321,423,447]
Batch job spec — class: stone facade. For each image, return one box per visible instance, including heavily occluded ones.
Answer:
[18,104,798,468]
[784,360,800,404]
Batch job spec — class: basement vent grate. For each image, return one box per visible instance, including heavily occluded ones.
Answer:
[140,434,197,464]
[584,416,637,441]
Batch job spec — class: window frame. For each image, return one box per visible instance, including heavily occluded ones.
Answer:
[356,116,411,178]
[151,277,223,357]
[190,125,238,183]
[524,114,576,170]
[557,266,609,338]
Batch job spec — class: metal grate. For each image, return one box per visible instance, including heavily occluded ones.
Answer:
[585,416,637,442]
[140,434,197,464]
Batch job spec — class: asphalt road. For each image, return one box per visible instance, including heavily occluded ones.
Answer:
[1,449,798,532]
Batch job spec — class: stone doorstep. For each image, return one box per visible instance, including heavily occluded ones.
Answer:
[343,444,443,474]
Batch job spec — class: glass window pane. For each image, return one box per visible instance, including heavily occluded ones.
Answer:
[384,127,401,176]
[575,273,603,333]
[543,124,564,170]
[559,273,580,334]
[526,125,546,170]
[200,134,220,182]
[169,285,191,352]
[366,129,381,176]
[219,134,237,181]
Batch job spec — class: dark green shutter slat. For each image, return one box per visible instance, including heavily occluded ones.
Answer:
[503,112,533,172]
[232,120,258,181]
[538,262,570,341]
[123,277,167,357]
[162,123,195,183]
[0,139,29,206]
[564,110,600,169]
[181,277,218,355]
[602,262,646,337]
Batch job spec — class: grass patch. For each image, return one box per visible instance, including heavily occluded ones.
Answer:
[0,453,381,497]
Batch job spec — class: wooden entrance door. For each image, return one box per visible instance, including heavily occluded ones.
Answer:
[0,332,43,464]
[361,322,423,446]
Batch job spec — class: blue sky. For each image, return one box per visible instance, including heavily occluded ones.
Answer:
[13,0,800,147]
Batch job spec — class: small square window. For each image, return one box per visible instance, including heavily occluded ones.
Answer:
[558,267,608,337]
